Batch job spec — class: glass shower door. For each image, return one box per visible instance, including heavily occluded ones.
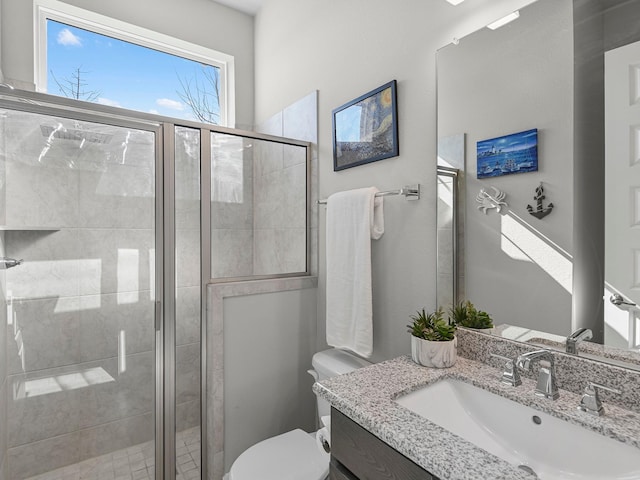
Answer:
[0,107,159,479]
[173,126,202,480]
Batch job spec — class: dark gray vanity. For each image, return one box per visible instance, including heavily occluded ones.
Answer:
[330,408,437,480]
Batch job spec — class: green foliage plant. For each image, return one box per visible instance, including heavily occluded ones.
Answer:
[407,307,456,342]
[449,300,494,329]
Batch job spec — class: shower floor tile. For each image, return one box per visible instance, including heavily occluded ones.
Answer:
[25,427,201,480]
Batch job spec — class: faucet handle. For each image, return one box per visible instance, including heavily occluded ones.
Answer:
[578,381,621,416]
[489,353,522,387]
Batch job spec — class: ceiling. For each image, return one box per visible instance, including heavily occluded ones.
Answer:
[212,0,265,15]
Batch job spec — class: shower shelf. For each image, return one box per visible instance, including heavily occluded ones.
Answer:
[0,225,60,231]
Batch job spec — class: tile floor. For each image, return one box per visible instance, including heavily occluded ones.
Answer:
[25,428,201,480]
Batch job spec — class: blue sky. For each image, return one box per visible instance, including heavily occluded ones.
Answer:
[46,20,219,122]
[477,128,537,155]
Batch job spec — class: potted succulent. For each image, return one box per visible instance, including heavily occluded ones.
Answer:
[449,300,494,331]
[407,307,457,368]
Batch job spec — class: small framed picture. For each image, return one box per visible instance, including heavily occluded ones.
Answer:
[332,80,399,171]
[476,128,538,178]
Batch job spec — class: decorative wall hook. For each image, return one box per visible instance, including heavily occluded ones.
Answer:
[476,186,508,214]
[527,182,554,219]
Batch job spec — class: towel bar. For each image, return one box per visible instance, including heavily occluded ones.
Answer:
[318,184,420,205]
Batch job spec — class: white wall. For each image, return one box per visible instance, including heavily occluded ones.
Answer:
[0,0,255,128]
[254,0,538,363]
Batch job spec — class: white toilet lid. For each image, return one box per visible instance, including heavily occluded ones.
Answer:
[229,429,329,480]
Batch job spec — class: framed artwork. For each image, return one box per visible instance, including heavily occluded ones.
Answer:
[476,128,538,178]
[332,80,399,171]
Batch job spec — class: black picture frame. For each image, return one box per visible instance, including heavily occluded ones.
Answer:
[332,80,399,171]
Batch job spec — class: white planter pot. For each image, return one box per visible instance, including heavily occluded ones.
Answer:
[410,335,457,368]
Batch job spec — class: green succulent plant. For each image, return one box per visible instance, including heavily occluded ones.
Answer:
[407,307,456,342]
[448,300,494,329]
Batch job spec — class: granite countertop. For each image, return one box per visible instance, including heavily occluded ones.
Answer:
[313,355,640,480]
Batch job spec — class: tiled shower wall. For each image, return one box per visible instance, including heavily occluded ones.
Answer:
[1,112,159,479]
[0,232,8,480]
[210,134,254,278]
[175,127,203,433]
[210,91,316,280]
[254,91,317,276]
[0,102,8,480]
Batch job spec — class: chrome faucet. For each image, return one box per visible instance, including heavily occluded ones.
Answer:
[515,349,559,400]
[566,327,593,354]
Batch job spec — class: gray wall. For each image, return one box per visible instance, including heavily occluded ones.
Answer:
[254,0,538,363]
[439,0,574,335]
[223,287,318,471]
[0,0,255,129]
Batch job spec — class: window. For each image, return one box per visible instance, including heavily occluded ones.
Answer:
[35,0,235,126]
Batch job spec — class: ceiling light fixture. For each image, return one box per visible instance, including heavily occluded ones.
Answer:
[446,0,465,5]
[487,11,520,30]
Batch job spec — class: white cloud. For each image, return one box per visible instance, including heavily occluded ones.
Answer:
[156,98,184,111]
[148,109,160,115]
[57,28,82,47]
[97,97,121,108]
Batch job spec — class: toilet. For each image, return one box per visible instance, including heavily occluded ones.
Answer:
[226,348,372,480]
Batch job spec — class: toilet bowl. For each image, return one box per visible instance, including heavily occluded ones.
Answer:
[227,429,329,480]
[226,348,372,480]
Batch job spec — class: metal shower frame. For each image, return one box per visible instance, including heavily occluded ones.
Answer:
[0,85,312,480]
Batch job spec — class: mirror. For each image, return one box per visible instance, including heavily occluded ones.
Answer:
[436,136,464,309]
[437,0,640,369]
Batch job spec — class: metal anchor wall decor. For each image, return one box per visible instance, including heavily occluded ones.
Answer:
[527,183,554,219]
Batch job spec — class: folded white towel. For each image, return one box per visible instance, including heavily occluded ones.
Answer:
[325,187,384,358]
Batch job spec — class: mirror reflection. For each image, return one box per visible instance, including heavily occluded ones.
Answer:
[436,0,640,369]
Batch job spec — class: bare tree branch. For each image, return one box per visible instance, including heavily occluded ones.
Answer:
[50,67,101,102]
[177,65,221,124]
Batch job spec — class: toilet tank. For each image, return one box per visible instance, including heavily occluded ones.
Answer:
[311,349,372,419]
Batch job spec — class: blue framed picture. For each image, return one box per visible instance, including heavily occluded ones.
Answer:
[332,80,399,171]
[476,128,538,178]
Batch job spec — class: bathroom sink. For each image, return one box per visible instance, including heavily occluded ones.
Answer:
[395,378,640,479]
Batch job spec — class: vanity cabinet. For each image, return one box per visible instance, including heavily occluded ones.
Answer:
[330,408,439,480]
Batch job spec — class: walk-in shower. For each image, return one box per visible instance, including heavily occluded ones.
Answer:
[0,88,311,480]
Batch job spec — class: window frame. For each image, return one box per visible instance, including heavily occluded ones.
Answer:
[34,0,236,126]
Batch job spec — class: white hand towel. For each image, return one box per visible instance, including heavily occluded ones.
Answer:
[326,187,384,358]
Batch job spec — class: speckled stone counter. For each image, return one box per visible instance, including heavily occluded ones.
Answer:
[313,355,640,480]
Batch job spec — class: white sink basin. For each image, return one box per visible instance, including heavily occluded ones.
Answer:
[395,378,640,479]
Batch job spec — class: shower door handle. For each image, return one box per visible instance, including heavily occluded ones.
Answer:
[155,301,162,331]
